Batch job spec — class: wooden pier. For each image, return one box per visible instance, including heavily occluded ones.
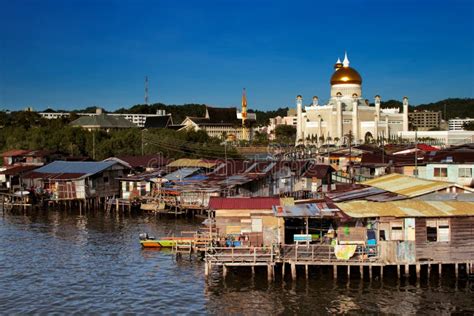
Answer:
[204,244,474,282]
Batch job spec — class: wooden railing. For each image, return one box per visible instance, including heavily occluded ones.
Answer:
[281,244,380,263]
[206,246,275,265]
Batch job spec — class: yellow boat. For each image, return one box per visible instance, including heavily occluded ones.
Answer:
[139,233,193,248]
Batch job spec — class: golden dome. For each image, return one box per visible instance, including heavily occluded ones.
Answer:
[330,66,362,85]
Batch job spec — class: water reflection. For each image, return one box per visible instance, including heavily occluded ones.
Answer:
[0,210,472,314]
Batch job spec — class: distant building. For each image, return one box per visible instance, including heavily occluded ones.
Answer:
[449,117,474,131]
[39,109,169,128]
[296,52,409,145]
[267,110,297,140]
[409,111,441,131]
[398,131,474,146]
[180,106,256,141]
[143,115,173,129]
[69,108,137,131]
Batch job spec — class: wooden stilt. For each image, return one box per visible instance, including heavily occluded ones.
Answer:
[360,265,363,279]
[455,263,459,279]
[347,265,350,279]
[205,262,209,276]
[416,264,420,280]
[380,265,384,280]
[397,265,400,279]
[428,264,431,279]
[439,263,442,276]
[223,265,227,278]
[369,265,372,280]
[281,263,285,279]
[291,263,297,280]
[305,265,309,279]
[333,265,337,279]
[405,264,409,278]
[267,265,273,281]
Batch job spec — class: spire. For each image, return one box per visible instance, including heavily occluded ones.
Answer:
[343,51,350,67]
[336,57,341,64]
[241,88,247,120]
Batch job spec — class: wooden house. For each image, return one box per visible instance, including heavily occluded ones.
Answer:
[209,197,281,246]
[24,161,128,201]
[335,200,474,264]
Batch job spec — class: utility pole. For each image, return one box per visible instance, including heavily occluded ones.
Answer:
[414,130,418,177]
[141,130,144,156]
[381,131,385,165]
[224,141,228,196]
[145,76,149,105]
[92,131,96,160]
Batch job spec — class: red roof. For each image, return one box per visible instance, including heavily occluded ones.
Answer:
[303,164,335,178]
[1,149,31,157]
[417,144,438,152]
[209,197,280,210]
[0,165,38,176]
[116,155,169,169]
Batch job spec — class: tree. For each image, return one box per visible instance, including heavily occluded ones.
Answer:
[463,121,474,131]
[275,125,296,144]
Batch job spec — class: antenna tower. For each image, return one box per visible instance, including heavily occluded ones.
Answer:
[145,76,149,105]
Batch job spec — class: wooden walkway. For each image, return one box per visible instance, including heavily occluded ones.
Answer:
[204,244,474,281]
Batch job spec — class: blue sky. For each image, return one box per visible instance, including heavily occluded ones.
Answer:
[1,0,473,111]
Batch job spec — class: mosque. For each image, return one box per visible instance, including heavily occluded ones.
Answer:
[295,53,409,145]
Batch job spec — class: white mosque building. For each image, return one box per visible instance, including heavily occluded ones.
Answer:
[295,53,409,145]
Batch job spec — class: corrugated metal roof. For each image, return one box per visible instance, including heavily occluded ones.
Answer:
[164,168,200,181]
[167,159,217,169]
[0,165,38,176]
[33,161,120,176]
[362,173,453,197]
[336,200,474,218]
[273,202,339,218]
[209,197,280,210]
[326,186,387,202]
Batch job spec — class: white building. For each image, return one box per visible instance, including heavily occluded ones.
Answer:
[295,53,409,145]
[398,130,474,146]
[267,109,297,140]
[39,109,168,128]
[448,117,474,131]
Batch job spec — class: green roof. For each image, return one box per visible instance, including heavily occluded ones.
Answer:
[70,114,137,128]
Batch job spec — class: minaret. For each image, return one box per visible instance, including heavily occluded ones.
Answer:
[336,92,343,140]
[352,94,359,144]
[241,88,248,140]
[296,95,303,144]
[343,51,350,67]
[374,95,381,140]
[403,96,409,131]
[312,96,319,107]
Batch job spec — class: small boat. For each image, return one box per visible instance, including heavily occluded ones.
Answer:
[139,233,193,248]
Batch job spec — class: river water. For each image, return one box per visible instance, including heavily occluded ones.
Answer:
[0,210,473,314]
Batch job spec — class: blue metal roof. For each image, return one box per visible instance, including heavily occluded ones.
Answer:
[164,168,200,181]
[34,161,119,176]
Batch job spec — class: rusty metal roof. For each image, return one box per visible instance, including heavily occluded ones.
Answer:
[167,159,217,169]
[273,202,339,218]
[336,200,474,218]
[362,173,454,197]
[209,197,280,210]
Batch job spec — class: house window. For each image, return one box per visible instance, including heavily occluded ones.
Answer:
[458,168,472,178]
[426,219,450,242]
[433,167,448,177]
[390,226,403,241]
